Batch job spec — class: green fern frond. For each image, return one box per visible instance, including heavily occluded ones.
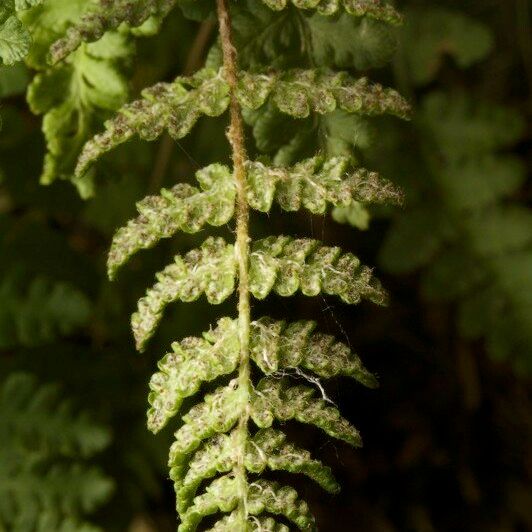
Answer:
[76,68,230,176]
[249,235,387,304]
[179,475,315,532]
[132,237,236,351]
[207,513,289,532]
[246,155,403,212]
[169,381,244,466]
[132,235,384,350]
[259,0,401,25]
[0,0,43,66]
[49,0,177,63]
[148,316,375,432]
[172,428,338,514]
[107,154,400,279]
[26,29,131,197]
[107,164,235,280]
[147,318,240,433]
[0,373,113,531]
[64,0,409,525]
[0,273,91,349]
[76,67,409,175]
[251,377,362,447]
[250,317,377,385]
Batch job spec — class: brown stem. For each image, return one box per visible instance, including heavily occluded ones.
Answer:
[216,0,252,524]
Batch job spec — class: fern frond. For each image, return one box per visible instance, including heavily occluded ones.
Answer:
[50,0,177,63]
[246,155,403,213]
[250,317,378,386]
[148,318,240,433]
[168,381,244,467]
[249,235,387,305]
[172,428,338,514]
[207,513,289,532]
[179,475,315,532]
[259,0,401,25]
[251,377,362,447]
[108,155,400,279]
[0,0,42,66]
[76,68,230,176]
[108,164,235,279]
[132,237,236,351]
[88,0,407,524]
[77,67,409,175]
[133,236,385,350]
[149,315,375,433]
[0,373,113,530]
[236,69,410,119]
[0,273,91,349]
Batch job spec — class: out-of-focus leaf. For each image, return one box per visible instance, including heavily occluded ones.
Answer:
[401,7,493,86]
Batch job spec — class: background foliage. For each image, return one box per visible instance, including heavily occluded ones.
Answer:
[0,0,530,530]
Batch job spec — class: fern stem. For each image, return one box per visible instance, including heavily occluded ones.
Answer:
[216,0,252,524]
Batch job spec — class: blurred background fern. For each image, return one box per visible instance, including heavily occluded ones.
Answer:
[0,0,530,530]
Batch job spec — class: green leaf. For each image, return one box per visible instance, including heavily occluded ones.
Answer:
[0,15,30,66]
[0,272,92,349]
[401,7,493,86]
[173,428,338,514]
[249,235,387,305]
[307,12,397,69]
[250,317,378,386]
[107,164,235,279]
[178,476,315,532]
[169,382,244,467]
[251,377,362,447]
[0,372,112,530]
[132,237,236,351]
[49,0,178,62]
[147,318,240,433]
[27,30,132,197]
[76,68,230,176]
[246,154,403,214]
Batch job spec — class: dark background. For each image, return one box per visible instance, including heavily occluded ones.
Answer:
[0,0,530,530]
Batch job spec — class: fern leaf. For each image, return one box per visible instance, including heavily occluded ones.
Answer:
[76,68,230,176]
[26,31,131,197]
[0,273,91,349]
[250,317,378,386]
[246,155,403,213]
[177,475,240,532]
[77,67,409,175]
[0,13,31,66]
[132,237,236,351]
[50,0,177,62]
[258,0,401,25]
[108,155,400,279]
[250,235,387,305]
[133,236,385,350]
[172,428,338,513]
[148,318,240,433]
[108,164,235,279]
[0,1,43,66]
[248,428,339,492]
[0,373,112,530]
[251,377,362,447]
[179,475,315,532]
[168,381,244,467]
[207,513,289,532]
[236,69,410,119]
[149,314,374,434]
